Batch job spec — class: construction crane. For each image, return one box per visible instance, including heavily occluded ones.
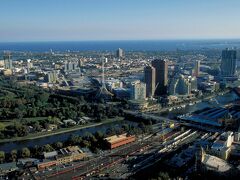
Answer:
[150,82,159,99]
[62,75,69,86]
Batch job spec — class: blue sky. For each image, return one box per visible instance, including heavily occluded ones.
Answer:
[0,0,240,42]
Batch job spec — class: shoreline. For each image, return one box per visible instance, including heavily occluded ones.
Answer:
[145,89,230,113]
[0,117,124,144]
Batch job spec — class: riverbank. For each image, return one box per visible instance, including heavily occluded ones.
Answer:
[147,89,230,114]
[0,117,124,144]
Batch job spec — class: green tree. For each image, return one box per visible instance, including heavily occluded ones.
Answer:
[10,149,18,162]
[54,142,63,149]
[43,144,54,152]
[68,135,82,145]
[38,93,49,105]
[21,147,31,158]
[95,131,104,140]
[31,108,37,117]
[0,122,5,131]
[33,122,42,132]
[0,132,4,139]
[156,172,170,180]
[82,140,91,148]
[0,151,5,163]
[15,124,29,137]
[14,108,24,119]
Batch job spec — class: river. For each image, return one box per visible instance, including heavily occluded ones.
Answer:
[0,120,135,153]
[0,92,238,153]
[160,92,239,118]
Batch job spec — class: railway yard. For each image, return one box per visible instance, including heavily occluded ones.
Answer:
[22,120,222,180]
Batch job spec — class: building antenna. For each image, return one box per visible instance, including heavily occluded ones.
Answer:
[102,57,106,88]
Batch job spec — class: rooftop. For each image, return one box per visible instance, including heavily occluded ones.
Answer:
[202,154,232,172]
[43,151,58,159]
[105,133,133,144]
[0,162,18,171]
[180,115,222,127]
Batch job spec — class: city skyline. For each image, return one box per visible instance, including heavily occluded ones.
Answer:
[1,0,240,42]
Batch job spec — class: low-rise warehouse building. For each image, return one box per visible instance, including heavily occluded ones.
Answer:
[105,133,136,149]
[37,146,86,170]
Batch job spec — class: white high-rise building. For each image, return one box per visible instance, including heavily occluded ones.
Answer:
[144,65,156,98]
[27,59,33,73]
[116,48,124,59]
[169,75,191,95]
[130,81,146,100]
[190,77,198,91]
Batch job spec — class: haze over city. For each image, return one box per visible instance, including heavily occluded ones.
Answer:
[1,0,240,42]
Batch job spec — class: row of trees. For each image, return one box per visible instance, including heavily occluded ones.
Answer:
[0,123,152,164]
[0,101,123,139]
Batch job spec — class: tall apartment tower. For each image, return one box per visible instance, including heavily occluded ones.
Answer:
[144,65,156,97]
[116,48,124,59]
[46,70,58,83]
[194,60,200,77]
[3,52,13,69]
[151,59,168,96]
[130,81,146,100]
[221,48,237,77]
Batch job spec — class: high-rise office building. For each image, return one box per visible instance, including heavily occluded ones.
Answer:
[144,65,156,97]
[3,52,13,69]
[116,48,124,59]
[221,48,237,77]
[194,60,200,77]
[151,59,168,96]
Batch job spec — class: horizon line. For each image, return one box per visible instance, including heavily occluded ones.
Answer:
[1,38,240,43]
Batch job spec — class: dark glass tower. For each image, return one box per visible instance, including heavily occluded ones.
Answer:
[151,59,168,96]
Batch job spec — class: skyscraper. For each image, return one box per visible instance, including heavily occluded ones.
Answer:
[221,48,237,77]
[116,48,124,59]
[144,65,156,98]
[3,52,13,69]
[151,59,168,96]
[194,60,200,77]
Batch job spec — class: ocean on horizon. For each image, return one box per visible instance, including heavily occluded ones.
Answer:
[0,40,240,52]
